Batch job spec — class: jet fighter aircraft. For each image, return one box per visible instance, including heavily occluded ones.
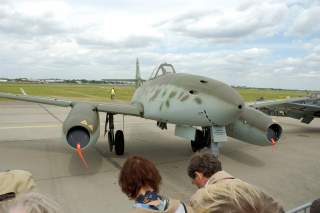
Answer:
[251,93,320,124]
[0,61,282,156]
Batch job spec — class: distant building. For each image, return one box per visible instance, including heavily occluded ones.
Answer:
[0,78,8,82]
[43,79,64,83]
[101,79,136,85]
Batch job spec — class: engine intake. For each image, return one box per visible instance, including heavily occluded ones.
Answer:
[66,126,90,149]
[267,123,282,143]
[62,103,100,150]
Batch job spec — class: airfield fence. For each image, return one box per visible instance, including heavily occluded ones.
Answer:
[286,202,312,213]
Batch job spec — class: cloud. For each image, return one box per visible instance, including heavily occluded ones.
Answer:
[0,1,76,37]
[290,6,320,35]
[76,34,162,49]
[0,0,320,90]
[157,1,288,42]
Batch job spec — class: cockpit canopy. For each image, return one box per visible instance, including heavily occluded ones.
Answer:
[150,63,176,79]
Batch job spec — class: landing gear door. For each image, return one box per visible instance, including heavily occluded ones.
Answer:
[211,126,227,143]
[210,126,227,157]
[175,125,196,141]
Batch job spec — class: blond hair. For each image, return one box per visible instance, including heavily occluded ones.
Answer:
[191,179,284,213]
[7,192,62,213]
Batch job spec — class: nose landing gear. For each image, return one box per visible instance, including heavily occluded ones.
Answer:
[190,126,226,157]
[191,128,211,152]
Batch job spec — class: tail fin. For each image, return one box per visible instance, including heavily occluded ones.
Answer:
[135,58,143,88]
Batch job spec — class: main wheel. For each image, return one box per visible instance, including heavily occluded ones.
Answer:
[191,140,197,152]
[115,130,124,155]
[108,131,114,152]
[191,130,204,152]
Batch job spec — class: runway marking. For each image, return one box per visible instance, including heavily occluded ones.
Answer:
[0,125,60,130]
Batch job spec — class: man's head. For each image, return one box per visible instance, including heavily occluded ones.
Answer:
[188,150,222,188]
[310,198,320,213]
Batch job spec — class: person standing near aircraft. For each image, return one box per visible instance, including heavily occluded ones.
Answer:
[119,155,192,213]
[187,150,283,212]
[110,87,116,100]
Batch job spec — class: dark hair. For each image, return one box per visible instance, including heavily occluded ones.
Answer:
[119,156,162,199]
[311,198,320,213]
[188,151,222,179]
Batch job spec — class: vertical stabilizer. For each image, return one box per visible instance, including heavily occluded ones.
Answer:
[135,58,142,88]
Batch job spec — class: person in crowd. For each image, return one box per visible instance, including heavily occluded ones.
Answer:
[187,149,284,213]
[6,192,62,213]
[119,155,192,213]
[0,170,36,208]
[187,149,224,189]
[310,198,320,213]
[190,179,284,213]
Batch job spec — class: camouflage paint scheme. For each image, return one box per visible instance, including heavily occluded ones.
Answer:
[132,73,243,126]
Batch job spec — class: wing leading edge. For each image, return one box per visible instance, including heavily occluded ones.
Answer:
[0,92,143,117]
[0,92,72,107]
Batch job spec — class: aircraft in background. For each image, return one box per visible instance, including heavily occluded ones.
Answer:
[251,93,320,124]
[0,60,282,158]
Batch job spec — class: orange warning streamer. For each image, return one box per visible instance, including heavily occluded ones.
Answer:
[76,144,89,168]
[271,138,276,152]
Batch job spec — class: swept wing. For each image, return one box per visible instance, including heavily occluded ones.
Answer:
[0,92,143,117]
[250,96,320,124]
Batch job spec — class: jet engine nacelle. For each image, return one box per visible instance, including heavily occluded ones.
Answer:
[62,103,100,150]
[226,106,282,146]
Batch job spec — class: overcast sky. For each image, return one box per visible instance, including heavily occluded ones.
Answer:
[0,0,319,90]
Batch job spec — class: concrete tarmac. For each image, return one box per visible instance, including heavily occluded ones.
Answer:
[0,102,319,212]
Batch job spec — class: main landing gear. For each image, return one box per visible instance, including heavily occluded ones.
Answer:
[105,113,124,155]
[191,126,226,157]
[191,127,211,152]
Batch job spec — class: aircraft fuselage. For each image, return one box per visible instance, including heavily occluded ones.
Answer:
[131,73,244,127]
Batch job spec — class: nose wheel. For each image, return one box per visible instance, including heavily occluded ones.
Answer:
[105,113,125,155]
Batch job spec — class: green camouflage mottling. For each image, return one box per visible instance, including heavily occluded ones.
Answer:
[132,73,244,126]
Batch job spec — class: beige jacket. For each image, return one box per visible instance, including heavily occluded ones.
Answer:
[189,171,284,213]
[189,170,236,210]
[131,199,193,213]
[0,170,35,202]
[205,170,234,186]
